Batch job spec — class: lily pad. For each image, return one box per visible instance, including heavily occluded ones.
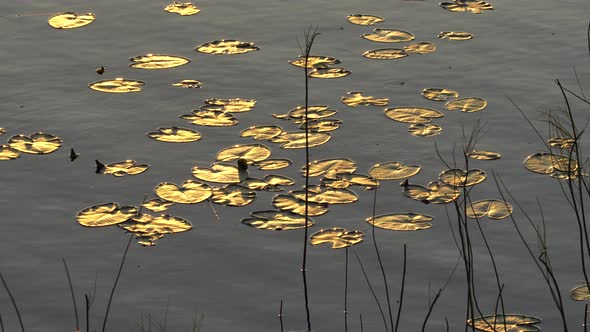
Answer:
[291,186,358,205]
[164,2,200,15]
[77,203,138,227]
[216,144,271,163]
[89,78,144,93]
[147,127,201,143]
[289,55,341,69]
[304,158,357,178]
[347,14,384,26]
[273,195,329,216]
[468,150,501,160]
[310,228,365,249]
[548,137,575,149]
[421,88,459,101]
[570,284,590,301]
[120,214,192,246]
[403,181,460,204]
[404,42,437,54]
[299,119,342,132]
[467,314,541,332]
[408,123,442,137]
[445,97,487,112]
[192,163,242,184]
[255,159,291,170]
[385,107,444,124]
[437,31,474,40]
[271,132,331,149]
[439,168,486,187]
[440,0,494,14]
[242,210,314,231]
[0,145,20,160]
[363,48,408,60]
[202,98,256,113]
[172,79,202,88]
[524,152,578,175]
[181,110,238,127]
[369,162,420,180]
[341,91,389,107]
[466,200,513,220]
[241,126,283,140]
[308,67,351,79]
[48,12,95,29]
[8,133,62,154]
[367,213,433,231]
[100,160,149,177]
[288,105,337,120]
[129,54,190,69]
[211,185,256,206]
[322,173,379,190]
[362,29,415,43]
[142,199,174,212]
[154,180,212,204]
[196,40,259,55]
[264,174,295,187]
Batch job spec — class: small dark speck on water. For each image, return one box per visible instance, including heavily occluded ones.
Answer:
[95,159,105,173]
[96,66,105,75]
[70,148,79,161]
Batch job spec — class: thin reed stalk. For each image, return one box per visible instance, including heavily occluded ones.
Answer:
[0,272,25,332]
[353,250,388,331]
[344,246,349,332]
[279,300,284,332]
[62,258,79,332]
[420,288,442,332]
[85,294,90,332]
[393,244,406,332]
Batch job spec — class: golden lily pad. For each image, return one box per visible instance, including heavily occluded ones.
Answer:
[466,200,513,220]
[347,14,384,26]
[154,180,212,204]
[242,210,314,231]
[255,159,291,170]
[181,110,238,127]
[240,178,269,190]
[570,284,590,301]
[0,145,20,160]
[548,137,575,149]
[135,233,165,247]
[468,150,501,160]
[164,2,200,15]
[299,119,342,132]
[363,49,408,60]
[48,12,95,29]
[289,55,341,69]
[404,42,437,54]
[216,144,271,163]
[385,107,444,124]
[341,91,389,107]
[272,132,331,149]
[288,105,337,120]
[89,78,144,93]
[367,213,433,231]
[0,128,4,135]
[308,67,351,79]
[196,40,259,55]
[304,158,357,179]
[241,125,283,140]
[445,97,487,112]
[211,185,256,206]
[310,228,365,249]
[322,173,379,190]
[142,199,174,212]
[264,174,295,187]
[192,163,242,184]
[524,152,578,175]
[77,203,138,227]
[421,88,459,101]
[362,28,415,43]
[369,162,420,180]
[403,181,460,204]
[467,314,541,332]
[440,0,494,14]
[439,168,486,187]
[8,133,62,154]
[129,54,190,69]
[202,98,256,113]
[147,127,201,143]
[408,123,442,137]
[437,31,474,40]
[273,195,329,216]
[120,214,191,242]
[291,186,358,205]
[100,160,149,177]
[172,79,202,88]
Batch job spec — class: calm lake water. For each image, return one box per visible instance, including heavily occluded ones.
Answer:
[1,0,589,331]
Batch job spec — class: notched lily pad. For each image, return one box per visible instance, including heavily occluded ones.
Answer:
[172,79,202,88]
[242,210,314,231]
[403,181,460,204]
[308,67,351,79]
[264,174,295,187]
[404,42,436,54]
[142,199,174,212]
[524,152,578,176]
[467,314,541,332]
[100,160,149,177]
[362,29,415,43]
[289,55,341,69]
[8,133,62,154]
[468,150,501,160]
[147,127,201,143]
[369,162,420,180]
[288,105,337,121]
[0,145,20,160]
[422,88,459,101]
[322,173,379,190]
[216,144,271,163]
[48,12,95,29]
[202,98,256,113]
[192,163,242,184]
[154,180,212,204]
[440,0,494,14]
[310,228,365,249]
[211,184,256,206]
[181,110,238,127]
[299,119,342,132]
[363,48,408,60]
[291,186,358,205]
[445,97,487,112]
[342,91,389,107]
[439,168,486,187]
[347,14,384,26]
[367,213,433,231]
[241,126,283,140]
[164,2,200,15]
[437,31,474,40]
[196,40,259,55]
[385,107,444,124]
[255,159,291,170]
[77,202,138,227]
[304,158,357,178]
[408,123,442,137]
[89,78,144,93]
[273,195,329,216]
[272,132,331,149]
[467,200,513,220]
[120,213,192,246]
[129,54,190,69]
[571,284,590,301]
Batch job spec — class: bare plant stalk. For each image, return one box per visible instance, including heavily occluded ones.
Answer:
[344,246,349,332]
[585,304,588,332]
[85,294,90,332]
[394,244,406,332]
[0,312,4,332]
[0,272,25,332]
[359,313,363,332]
[279,300,284,332]
[353,251,388,331]
[62,258,80,332]
[420,288,442,332]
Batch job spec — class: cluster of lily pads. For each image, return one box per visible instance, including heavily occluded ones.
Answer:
[0,130,62,160]
[288,55,351,79]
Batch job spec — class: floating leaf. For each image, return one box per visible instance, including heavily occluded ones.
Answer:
[147,127,201,143]
[181,110,238,127]
[439,168,486,187]
[548,137,575,149]
[8,133,62,154]
[440,0,494,14]
[341,91,389,107]
[98,160,149,177]
[308,67,351,79]
[437,31,474,40]
[196,40,259,55]
[264,174,295,187]
[255,159,291,170]
[142,199,174,212]
[445,97,487,112]
[48,12,95,29]
[272,132,331,149]
[524,152,578,175]
[0,128,4,135]
[240,178,269,190]
[404,42,436,54]
[385,107,444,124]
[164,2,200,15]
[241,126,283,140]
[172,79,202,88]
[120,214,191,237]
[421,88,459,101]
[304,158,357,179]
[129,54,190,69]
[367,213,433,231]
[403,181,460,204]
[571,284,590,301]
[322,173,379,190]
[77,203,138,227]
[291,186,358,205]
[467,314,541,332]
[408,123,442,137]
[467,200,513,220]
[347,14,384,25]
[468,150,501,160]
[216,144,271,163]
[202,98,256,113]
[289,55,341,69]
[211,185,256,206]
[192,163,243,184]
[363,49,408,60]
[273,195,329,216]
[89,78,144,93]
[0,145,20,160]
[288,105,337,120]
[154,180,212,204]
[362,29,415,43]
[242,210,314,231]
[369,162,420,180]
[299,119,342,132]
[310,228,364,249]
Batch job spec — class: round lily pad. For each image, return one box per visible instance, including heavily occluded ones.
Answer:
[211,184,256,207]
[242,210,314,231]
[303,158,357,178]
[548,137,575,149]
[142,199,174,212]
[437,31,474,40]
[202,98,256,113]
[308,67,351,79]
[288,105,337,120]
[273,195,329,216]
[363,48,408,60]
[0,145,20,160]
[8,133,62,154]
[322,173,379,190]
[467,314,541,332]
[271,132,331,149]
[385,107,444,124]
[369,162,420,180]
[439,168,486,187]
[347,14,384,26]
[147,127,201,143]
[299,119,342,132]
[154,180,212,204]
[196,40,259,55]
[264,174,295,187]
[571,284,590,301]
[48,12,95,29]
[241,126,283,140]
[524,152,578,175]
[444,97,487,112]
[404,42,437,54]
[255,159,291,170]
[100,160,149,177]
[362,28,415,43]
[468,150,501,160]
[341,91,389,107]
[408,124,442,137]
[89,78,144,93]
[164,2,200,15]
[440,0,494,14]
[216,144,271,163]
[120,214,192,246]
[289,55,341,69]
[129,54,190,69]
[466,200,513,220]
[421,88,459,101]
[310,228,364,249]
[291,186,358,205]
[192,163,242,184]
[403,181,460,204]
[77,202,138,227]
[367,213,434,231]
[172,79,202,88]
[181,110,238,127]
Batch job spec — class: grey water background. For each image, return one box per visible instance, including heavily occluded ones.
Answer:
[0,0,589,330]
